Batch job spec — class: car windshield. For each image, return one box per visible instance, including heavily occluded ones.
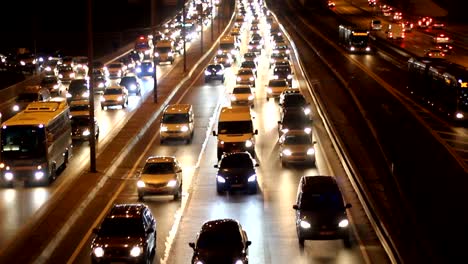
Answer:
[300,192,345,210]
[142,62,153,68]
[162,113,189,124]
[283,95,306,106]
[241,62,255,69]
[284,134,311,144]
[244,53,256,59]
[71,116,90,126]
[1,125,46,160]
[120,77,136,86]
[238,69,252,75]
[269,80,287,87]
[108,63,122,69]
[142,162,175,174]
[156,47,171,53]
[274,66,291,74]
[282,113,309,126]
[99,218,144,236]
[207,65,222,71]
[41,78,56,84]
[70,104,89,112]
[220,154,253,168]
[233,87,251,94]
[197,228,243,249]
[104,88,122,95]
[59,66,73,72]
[218,121,253,134]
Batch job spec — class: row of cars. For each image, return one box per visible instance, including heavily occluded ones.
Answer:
[88,0,352,263]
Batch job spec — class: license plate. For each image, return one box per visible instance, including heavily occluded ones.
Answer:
[319,231,335,235]
[231,184,243,188]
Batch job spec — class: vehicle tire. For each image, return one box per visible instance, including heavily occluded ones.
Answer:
[160,138,165,145]
[247,183,257,194]
[216,184,224,194]
[173,184,182,200]
[266,97,269,101]
[298,237,305,246]
[138,90,141,96]
[281,160,287,167]
[138,193,144,201]
[250,104,254,109]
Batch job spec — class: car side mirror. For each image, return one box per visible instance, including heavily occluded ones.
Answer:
[246,241,252,247]
[147,227,154,233]
[189,242,195,249]
[277,121,281,124]
[345,203,352,209]
[212,131,217,136]
[312,141,317,145]
[214,164,219,168]
[292,205,299,210]
[92,227,100,234]
[254,129,258,135]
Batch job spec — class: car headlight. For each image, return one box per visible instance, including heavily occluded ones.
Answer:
[82,129,91,136]
[230,95,237,101]
[304,127,312,134]
[267,88,272,94]
[339,219,349,228]
[45,66,51,71]
[66,93,72,98]
[100,97,105,102]
[235,260,244,264]
[117,96,123,101]
[4,172,14,181]
[167,180,177,187]
[195,261,204,264]
[70,73,75,78]
[136,68,142,73]
[248,45,253,49]
[247,174,256,182]
[456,112,464,119]
[148,67,154,72]
[154,53,160,57]
[236,77,241,82]
[98,83,105,88]
[303,108,311,115]
[35,171,44,180]
[248,95,254,100]
[300,220,311,229]
[273,75,279,79]
[82,91,89,98]
[93,246,104,257]
[287,74,292,79]
[282,149,292,156]
[245,140,253,147]
[137,180,146,188]
[204,70,211,75]
[129,246,142,257]
[145,50,151,55]
[307,148,315,155]
[168,52,174,57]
[249,77,254,81]
[53,84,59,89]
[350,46,355,51]
[365,47,371,52]
[161,126,168,132]
[20,61,26,66]
[217,175,226,183]
[59,74,64,78]
[12,105,19,112]
[180,125,189,132]
[281,128,289,134]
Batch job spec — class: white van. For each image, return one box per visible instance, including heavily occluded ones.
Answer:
[212,106,258,160]
[160,104,194,144]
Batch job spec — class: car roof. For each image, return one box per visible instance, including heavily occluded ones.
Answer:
[200,218,241,232]
[164,104,192,114]
[145,156,176,164]
[300,175,340,193]
[107,203,147,218]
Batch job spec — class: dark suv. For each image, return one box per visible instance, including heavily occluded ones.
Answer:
[277,109,312,138]
[215,152,259,194]
[279,93,311,119]
[273,65,293,86]
[90,204,157,264]
[204,63,225,82]
[292,176,352,247]
[189,218,251,264]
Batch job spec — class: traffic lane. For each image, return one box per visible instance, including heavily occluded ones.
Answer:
[281,1,468,261]
[56,63,231,264]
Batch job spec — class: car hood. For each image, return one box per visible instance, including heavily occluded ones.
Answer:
[218,134,253,142]
[281,144,312,152]
[217,168,255,178]
[92,235,143,247]
[195,248,244,263]
[103,94,124,100]
[140,173,176,184]
[299,210,347,225]
[161,123,189,131]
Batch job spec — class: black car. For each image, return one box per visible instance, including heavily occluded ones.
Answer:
[90,204,156,264]
[67,79,89,103]
[279,93,311,119]
[120,75,142,95]
[215,152,258,194]
[204,63,225,82]
[292,175,352,247]
[189,219,251,264]
[240,60,257,76]
[71,115,99,141]
[277,109,312,138]
[136,60,155,77]
[40,76,61,96]
[273,65,293,86]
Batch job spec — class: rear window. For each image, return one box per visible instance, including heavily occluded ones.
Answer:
[300,191,345,210]
[220,154,253,168]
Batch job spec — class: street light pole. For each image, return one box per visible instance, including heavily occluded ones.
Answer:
[151,0,158,103]
[87,0,97,173]
[200,18,204,54]
[183,3,187,72]
[210,0,214,41]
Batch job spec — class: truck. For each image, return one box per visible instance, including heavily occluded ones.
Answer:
[338,25,372,53]
[154,39,175,65]
[212,106,258,160]
[386,23,405,40]
[134,35,154,60]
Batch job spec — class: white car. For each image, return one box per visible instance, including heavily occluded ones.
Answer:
[266,78,289,101]
[230,85,255,108]
[236,68,256,87]
[100,85,129,110]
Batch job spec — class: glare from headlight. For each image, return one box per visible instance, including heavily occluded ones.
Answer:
[117,96,123,101]
[154,53,160,57]
[35,171,44,180]
[231,95,237,101]
[4,172,13,181]
[307,148,315,155]
[195,261,204,264]
[93,247,104,257]
[249,77,254,81]
[180,125,189,132]
[339,219,349,228]
[235,260,244,264]
[12,105,19,112]
[129,246,142,257]
[59,74,63,78]
[456,112,464,119]
[20,61,26,66]
[98,83,105,88]
[45,66,51,71]
[136,68,142,73]
[282,149,292,156]
[167,180,177,187]
[161,126,168,132]
[204,70,211,75]
[130,84,137,90]
[100,97,105,102]
[245,140,253,147]
[300,220,311,229]
[82,129,91,136]
[247,174,256,182]
[82,91,89,98]
[281,128,289,134]
[148,67,154,72]
[168,52,174,57]
[267,88,272,93]
[137,180,146,188]
[248,95,254,100]
[350,46,355,51]
[236,77,241,81]
[304,127,312,134]
[217,176,226,183]
[66,93,72,98]
[304,108,311,115]
[365,47,371,52]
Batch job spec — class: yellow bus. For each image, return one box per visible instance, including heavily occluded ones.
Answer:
[0,98,72,187]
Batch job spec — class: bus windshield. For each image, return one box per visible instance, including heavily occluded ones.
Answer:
[1,125,47,159]
[218,121,253,134]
